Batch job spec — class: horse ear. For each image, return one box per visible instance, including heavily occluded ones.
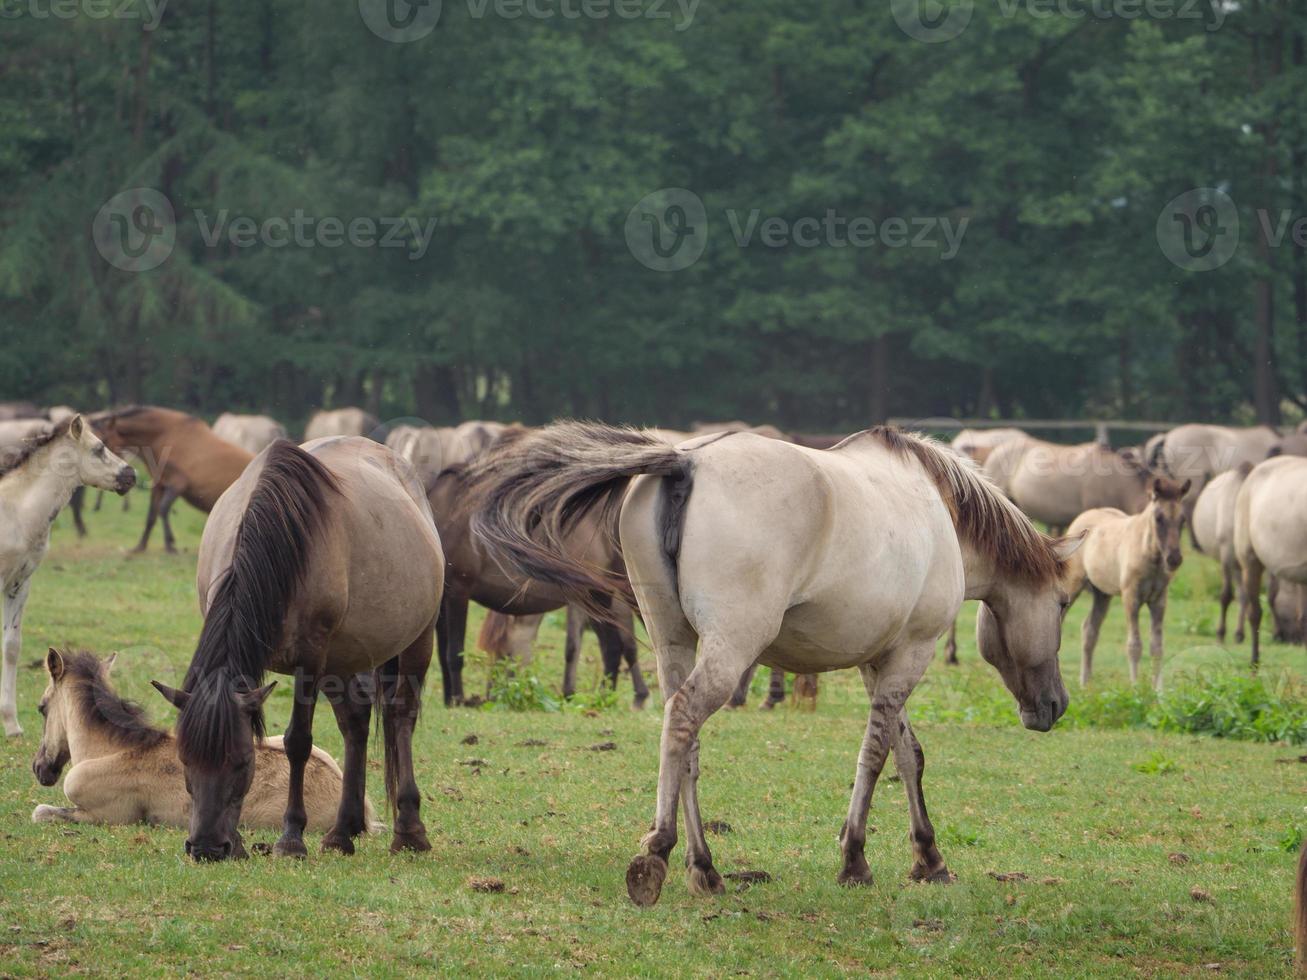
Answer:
[234,681,277,713]
[103,652,118,675]
[151,680,191,710]
[1146,475,1160,499]
[68,414,84,439]
[46,648,64,681]
[1052,532,1086,561]
[1180,479,1192,496]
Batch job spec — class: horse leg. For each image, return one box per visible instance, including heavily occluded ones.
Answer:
[1,577,32,737]
[274,668,318,859]
[1234,559,1249,644]
[158,485,181,554]
[563,605,585,700]
[383,623,434,853]
[131,483,165,553]
[763,668,785,709]
[594,617,624,691]
[893,710,951,883]
[436,594,467,706]
[69,486,87,538]
[1243,559,1265,668]
[838,646,932,887]
[93,489,104,512]
[1080,588,1111,688]
[1269,575,1285,643]
[943,616,958,665]
[1148,594,1167,693]
[1123,589,1143,685]
[322,672,374,855]
[617,607,649,709]
[1217,560,1234,644]
[727,663,757,708]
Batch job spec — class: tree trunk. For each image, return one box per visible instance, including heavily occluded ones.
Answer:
[414,363,462,424]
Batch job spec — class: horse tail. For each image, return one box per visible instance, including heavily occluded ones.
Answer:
[477,611,515,657]
[467,421,694,621]
[1147,433,1168,473]
[176,440,338,770]
[1296,840,1307,975]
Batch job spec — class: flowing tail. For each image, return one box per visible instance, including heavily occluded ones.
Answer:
[1297,840,1307,975]
[466,421,693,621]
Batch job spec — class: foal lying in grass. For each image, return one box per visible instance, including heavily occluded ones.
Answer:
[1065,476,1190,692]
[30,649,382,839]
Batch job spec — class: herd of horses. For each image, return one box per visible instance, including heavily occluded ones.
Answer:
[2,400,1306,927]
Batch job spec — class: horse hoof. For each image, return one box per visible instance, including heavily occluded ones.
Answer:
[626,854,668,907]
[837,863,874,887]
[273,838,308,859]
[910,864,956,884]
[390,830,432,853]
[687,864,725,897]
[1234,632,1245,644]
[632,694,650,711]
[322,833,356,856]
[3,723,22,738]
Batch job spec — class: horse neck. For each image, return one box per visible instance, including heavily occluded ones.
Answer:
[959,540,1008,604]
[62,686,118,765]
[0,443,78,527]
[1129,503,1161,561]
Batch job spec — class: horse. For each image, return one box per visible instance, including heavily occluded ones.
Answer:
[90,406,254,553]
[984,437,1151,533]
[468,422,1078,906]
[386,421,506,488]
[951,427,1028,466]
[1271,433,1307,459]
[212,413,288,454]
[0,416,135,737]
[1063,477,1190,691]
[303,407,383,442]
[149,438,442,861]
[1235,454,1307,665]
[1191,467,1254,643]
[428,460,649,708]
[1149,424,1282,538]
[0,401,41,421]
[31,648,382,833]
[1272,579,1307,644]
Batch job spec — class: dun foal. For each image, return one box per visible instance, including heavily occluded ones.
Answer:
[1065,476,1190,691]
[31,649,380,832]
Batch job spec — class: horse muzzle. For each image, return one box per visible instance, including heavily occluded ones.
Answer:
[1019,693,1067,733]
[186,838,234,862]
[31,757,61,787]
[114,467,137,495]
[1166,551,1183,572]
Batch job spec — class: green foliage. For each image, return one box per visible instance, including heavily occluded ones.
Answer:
[1131,750,1181,775]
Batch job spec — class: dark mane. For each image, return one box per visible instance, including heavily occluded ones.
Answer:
[62,650,168,751]
[860,426,1066,584]
[176,440,339,770]
[0,416,72,481]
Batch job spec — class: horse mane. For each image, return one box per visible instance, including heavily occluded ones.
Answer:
[62,650,168,751]
[859,426,1066,584]
[93,405,153,422]
[0,417,72,481]
[176,440,339,770]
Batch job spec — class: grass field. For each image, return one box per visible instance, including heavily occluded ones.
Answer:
[2,498,1306,976]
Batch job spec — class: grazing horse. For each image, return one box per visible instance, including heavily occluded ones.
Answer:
[151,438,443,861]
[303,407,383,442]
[984,437,1151,533]
[1,417,135,736]
[31,649,381,833]
[1064,477,1190,691]
[91,406,254,553]
[429,461,649,708]
[212,413,288,455]
[1192,467,1252,643]
[1235,454,1307,665]
[468,422,1077,905]
[1273,579,1307,644]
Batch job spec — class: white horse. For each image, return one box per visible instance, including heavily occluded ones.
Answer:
[1192,467,1252,643]
[951,427,1028,465]
[0,416,135,736]
[212,413,288,454]
[303,407,383,442]
[469,422,1078,906]
[1235,454,1307,665]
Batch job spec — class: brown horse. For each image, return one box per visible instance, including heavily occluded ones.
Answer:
[152,438,443,861]
[91,406,253,552]
[428,460,649,708]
